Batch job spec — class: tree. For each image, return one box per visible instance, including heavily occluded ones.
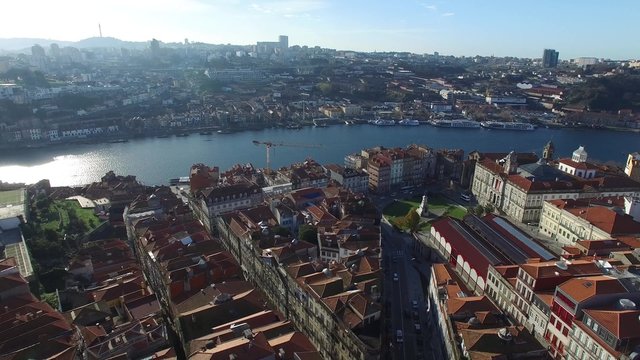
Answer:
[35,195,51,211]
[473,205,486,216]
[298,224,317,243]
[316,82,334,96]
[40,292,60,309]
[44,228,59,243]
[403,209,421,233]
[272,226,291,237]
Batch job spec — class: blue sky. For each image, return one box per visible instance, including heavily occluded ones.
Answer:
[2,0,637,59]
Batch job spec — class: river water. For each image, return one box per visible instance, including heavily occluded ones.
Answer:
[0,125,637,186]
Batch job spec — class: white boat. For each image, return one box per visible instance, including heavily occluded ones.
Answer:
[480,121,535,131]
[398,119,420,126]
[344,120,354,125]
[430,119,481,128]
[373,119,395,126]
[313,119,328,127]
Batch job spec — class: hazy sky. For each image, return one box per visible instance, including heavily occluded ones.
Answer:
[2,0,637,59]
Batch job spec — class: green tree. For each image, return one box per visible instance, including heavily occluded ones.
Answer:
[272,226,291,237]
[35,195,51,211]
[473,205,486,216]
[44,228,59,243]
[403,209,421,233]
[40,292,60,309]
[298,224,317,243]
[316,82,334,96]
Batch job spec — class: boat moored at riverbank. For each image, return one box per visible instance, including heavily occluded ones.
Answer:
[480,121,535,131]
[372,119,395,126]
[398,119,420,126]
[430,119,481,128]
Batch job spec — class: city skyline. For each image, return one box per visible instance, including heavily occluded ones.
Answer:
[1,0,639,59]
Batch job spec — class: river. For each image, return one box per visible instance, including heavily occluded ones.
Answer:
[0,125,637,186]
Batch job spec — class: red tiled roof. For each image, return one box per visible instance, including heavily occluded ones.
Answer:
[431,218,505,278]
[80,325,107,346]
[584,308,640,340]
[91,277,144,302]
[447,296,499,317]
[520,259,601,282]
[267,331,318,356]
[565,206,640,236]
[576,239,631,253]
[534,291,554,307]
[478,158,505,175]
[557,275,627,302]
[508,174,578,192]
[432,263,454,286]
[0,257,18,271]
[0,272,28,293]
[493,265,519,280]
[125,294,161,320]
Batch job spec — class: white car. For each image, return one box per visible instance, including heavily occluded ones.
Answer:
[393,273,399,282]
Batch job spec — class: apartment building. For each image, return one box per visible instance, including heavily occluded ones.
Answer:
[215,199,382,360]
[348,144,436,193]
[324,163,369,193]
[273,159,330,190]
[192,178,263,231]
[539,199,640,246]
[429,262,546,360]
[472,147,640,223]
[545,273,640,359]
[127,191,319,358]
[567,303,640,360]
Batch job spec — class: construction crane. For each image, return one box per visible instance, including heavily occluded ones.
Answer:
[252,140,322,173]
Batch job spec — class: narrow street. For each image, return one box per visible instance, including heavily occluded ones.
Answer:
[381,214,438,360]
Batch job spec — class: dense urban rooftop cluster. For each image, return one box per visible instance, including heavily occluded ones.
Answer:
[0,88,640,360]
[1,36,639,150]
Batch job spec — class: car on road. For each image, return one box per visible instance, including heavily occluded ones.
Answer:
[393,273,399,282]
[460,192,471,202]
[414,322,421,333]
[396,330,404,343]
[412,300,418,309]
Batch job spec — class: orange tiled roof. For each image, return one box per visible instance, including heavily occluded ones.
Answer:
[584,308,640,340]
[557,275,627,302]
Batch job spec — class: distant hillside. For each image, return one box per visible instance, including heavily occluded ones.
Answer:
[566,75,640,112]
[73,37,147,49]
[0,38,73,51]
[0,37,149,52]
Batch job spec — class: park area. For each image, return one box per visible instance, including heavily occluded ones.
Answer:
[383,194,468,232]
[40,200,100,233]
[23,198,103,267]
[0,188,25,205]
